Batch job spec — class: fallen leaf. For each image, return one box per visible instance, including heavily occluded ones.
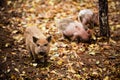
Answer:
[57,59,63,65]
[89,51,96,55]
[103,76,109,80]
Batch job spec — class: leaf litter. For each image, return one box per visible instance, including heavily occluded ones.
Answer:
[0,0,120,80]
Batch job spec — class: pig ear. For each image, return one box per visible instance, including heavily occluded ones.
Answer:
[78,16,83,22]
[47,36,52,42]
[33,36,39,43]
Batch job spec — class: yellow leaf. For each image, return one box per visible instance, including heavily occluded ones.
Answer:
[14,68,19,72]
[7,1,12,5]
[89,51,96,55]
[109,38,116,44]
[57,59,63,65]
[92,71,98,75]
[68,63,76,73]
[11,52,16,55]
[11,74,16,80]
[29,8,35,12]
[79,47,85,52]
[68,66,76,73]
[12,30,18,34]
[96,61,100,64]
[74,74,81,78]
[103,76,109,80]
[32,63,38,67]
[91,33,96,40]
[13,34,23,42]
[5,43,10,47]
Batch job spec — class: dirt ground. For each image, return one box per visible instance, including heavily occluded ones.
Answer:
[0,0,120,80]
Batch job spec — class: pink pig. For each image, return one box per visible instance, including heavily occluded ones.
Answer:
[57,18,91,41]
[63,21,91,41]
[78,9,99,28]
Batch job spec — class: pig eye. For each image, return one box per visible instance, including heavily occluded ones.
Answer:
[44,43,48,46]
[37,44,40,46]
[75,26,77,28]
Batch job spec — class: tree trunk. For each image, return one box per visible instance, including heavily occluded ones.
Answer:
[99,0,110,38]
[0,0,7,7]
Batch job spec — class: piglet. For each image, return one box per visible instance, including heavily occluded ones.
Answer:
[78,9,99,29]
[24,26,51,63]
[57,18,91,42]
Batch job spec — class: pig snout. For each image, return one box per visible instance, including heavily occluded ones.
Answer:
[81,34,89,41]
[35,46,48,56]
[81,30,91,41]
[39,46,49,55]
[38,51,47,55]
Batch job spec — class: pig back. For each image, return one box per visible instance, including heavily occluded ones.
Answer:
[56,18,73,31]
[78,9,93,25]
[78,9,93,19]
[64,21,83,35]
[75,22,90,40]
[64,21,90,41]
[25,26,46,39]
[24,26,46,54]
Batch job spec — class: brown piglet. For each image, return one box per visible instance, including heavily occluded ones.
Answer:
[24,26,51,63]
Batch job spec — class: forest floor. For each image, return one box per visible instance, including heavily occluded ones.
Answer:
[0,0,120,80]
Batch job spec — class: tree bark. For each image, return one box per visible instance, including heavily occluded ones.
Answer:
[0,0,7,7]
[99,0,110,38]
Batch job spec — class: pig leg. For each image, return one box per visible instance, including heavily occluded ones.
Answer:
[82,18,88,25]
[30,45,36,62]
[71,32,79,41]
[63,31,72,41]
[30,52,34,60]
[26,44,35,61]
[43,54,48,66]
[82,18,90,29]
[36,54,48,66]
